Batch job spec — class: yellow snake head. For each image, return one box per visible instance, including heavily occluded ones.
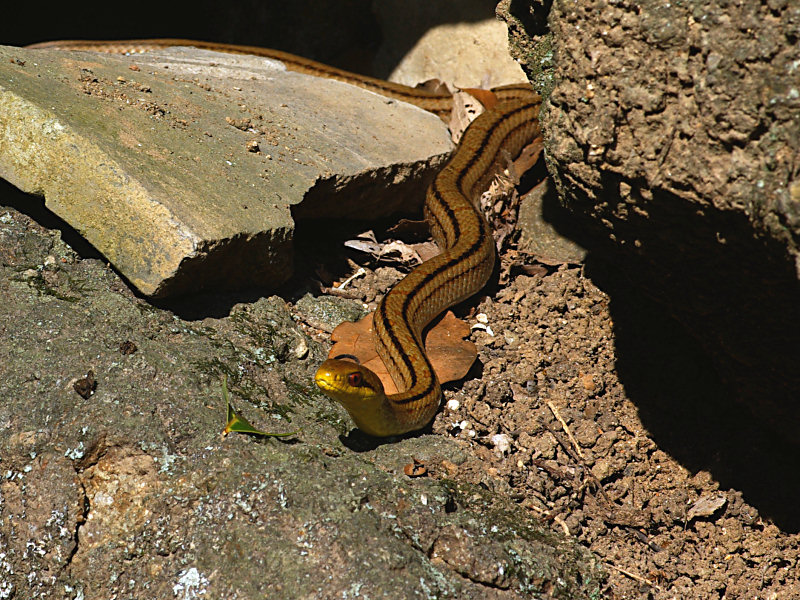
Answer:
[314,358,401,437]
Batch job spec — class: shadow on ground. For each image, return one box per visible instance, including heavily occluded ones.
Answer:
[537,180,800,533]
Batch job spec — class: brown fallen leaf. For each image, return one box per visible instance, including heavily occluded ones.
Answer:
[328,311,477,395]
[449,89,485,143]
[460,87,501,111]
[513,135,544,176]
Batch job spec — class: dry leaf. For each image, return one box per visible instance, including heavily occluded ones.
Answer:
[413,241,440,262]
[328,311,477,394]
[343,229,426,267]
[449,90,485,143]
[380,241,422,265]
[460,87,501,111]
[513,135,545,175]
[687,494,727,521]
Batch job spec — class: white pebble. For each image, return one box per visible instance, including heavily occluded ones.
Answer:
[470,322,495,336]
[293,339,309,359]
[446,398,460,411]
[491,433,512,454]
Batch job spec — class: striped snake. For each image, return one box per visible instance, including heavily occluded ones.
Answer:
[29,39,542,437]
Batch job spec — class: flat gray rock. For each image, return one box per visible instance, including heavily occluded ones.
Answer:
[0,201,604,599]
[0,44,452,297]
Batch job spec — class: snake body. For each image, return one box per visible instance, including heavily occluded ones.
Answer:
[319,97,540,436]
[29,39,541,436]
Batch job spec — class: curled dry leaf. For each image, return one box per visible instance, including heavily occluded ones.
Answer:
[343,229,428,267]
[328,311,477,395]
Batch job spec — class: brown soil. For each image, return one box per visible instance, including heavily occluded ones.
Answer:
[302,216,800,599]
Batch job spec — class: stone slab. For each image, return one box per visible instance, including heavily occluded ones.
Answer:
[0,200,605,599]
[0,44,453,297]
[374,3,529,89]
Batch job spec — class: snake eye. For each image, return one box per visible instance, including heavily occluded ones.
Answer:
[347,372,363,387]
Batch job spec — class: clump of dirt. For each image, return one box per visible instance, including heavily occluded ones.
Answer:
[304,235,800,599]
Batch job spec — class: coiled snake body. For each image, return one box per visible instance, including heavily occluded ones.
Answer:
[30,39,541,437]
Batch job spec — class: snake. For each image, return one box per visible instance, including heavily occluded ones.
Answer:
[28,38,542,437]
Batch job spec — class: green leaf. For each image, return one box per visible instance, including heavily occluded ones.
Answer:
[222,376,298,438]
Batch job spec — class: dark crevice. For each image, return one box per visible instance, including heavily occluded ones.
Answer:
[0,179,103,261]
[64,465,91,574]
[507,0,552,38]
[746,119,771,145]
[63,437,111,572]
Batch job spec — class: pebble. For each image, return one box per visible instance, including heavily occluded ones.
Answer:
[490,433,511,454]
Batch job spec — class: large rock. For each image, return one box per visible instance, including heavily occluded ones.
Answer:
[373,0,529,88]
[0,44,452,297]
[506,1,800,442]
[0,200,604,598]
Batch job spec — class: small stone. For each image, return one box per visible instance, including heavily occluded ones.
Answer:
[293,339,309,359]
[590,457,617,482]
[73,370,97,399]
[119,340,138,355]
[490,433,511,454]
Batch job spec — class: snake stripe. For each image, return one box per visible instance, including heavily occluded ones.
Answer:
[366,105,538,404]
[29,38,542,436]
[370,103,540,416]
[426,182,460,248]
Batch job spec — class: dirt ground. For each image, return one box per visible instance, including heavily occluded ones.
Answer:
[297,191,800,599]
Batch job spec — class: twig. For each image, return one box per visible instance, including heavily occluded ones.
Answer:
[334,267,366,290]
[524,498,570,536]
[547,400,584,460]
[605,562,662,592]
[553,514,571,536]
